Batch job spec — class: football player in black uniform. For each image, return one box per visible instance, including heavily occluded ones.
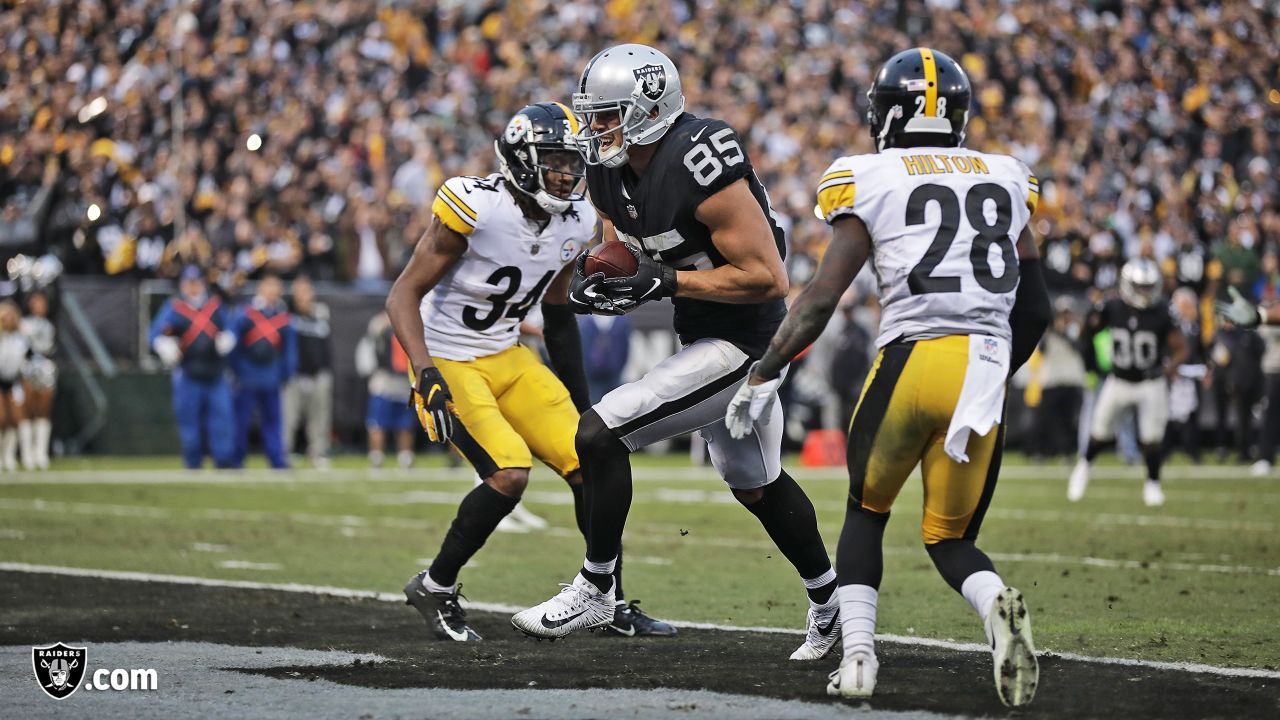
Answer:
[511,44,840,660]
[1069,258,1187,506]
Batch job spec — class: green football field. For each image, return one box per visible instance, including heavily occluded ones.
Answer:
[1,453,1276,670]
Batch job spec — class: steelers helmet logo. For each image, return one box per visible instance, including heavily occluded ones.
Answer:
[633,64,666,101]
[504,114,531,144]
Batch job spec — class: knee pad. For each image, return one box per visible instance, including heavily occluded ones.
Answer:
[575,410,626,459]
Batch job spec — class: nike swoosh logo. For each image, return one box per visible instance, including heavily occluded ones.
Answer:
[637,279,662,299]
[691,127,707,142]
[426,385,440,404]
[817,614,838,636]
[582,286,602,299]
[437,610,470,641]
[541,610,589,629]
[610,621,636,637]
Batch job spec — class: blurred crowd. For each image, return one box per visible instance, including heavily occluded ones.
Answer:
[4,0,1280,461]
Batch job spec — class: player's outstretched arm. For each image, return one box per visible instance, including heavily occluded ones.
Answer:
[754,215,872,382]
[1009,226,1051,374]
[542,262,592,412]
[676,178,789,304]
[385,217,467,374]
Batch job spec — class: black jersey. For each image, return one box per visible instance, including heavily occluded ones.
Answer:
[1095,298,1174,382]
[586,112,786,357]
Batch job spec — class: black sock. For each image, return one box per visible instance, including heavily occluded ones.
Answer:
[743,470,833,581]
[808,579,837,605]
[572,481,625,599]
[580,567,612,594]
[1085,437,1110,462]
[428,482,518,587]
[577,411,632,568]
[836,501,889,588]
[926,539,996,592]
[570,483,588,537]
[1142,444,1162,482]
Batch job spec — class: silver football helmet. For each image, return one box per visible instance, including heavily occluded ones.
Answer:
[572,44,686,168]
[1119,257,1163,309]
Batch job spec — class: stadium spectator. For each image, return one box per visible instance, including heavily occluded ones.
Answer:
[20,291,57,470]
[148,266,236,469]
[1209,321,1264,463]
[0,302,28,472]
[355,312,415,469]
[578,314,631,406]
[1030,298,1086,462]
[283,275,333,469]
[228,272,296,469]
[1254,318,1280,476]
[1166,287,1208,463]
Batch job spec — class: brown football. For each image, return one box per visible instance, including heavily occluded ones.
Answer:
[583,241,639,278]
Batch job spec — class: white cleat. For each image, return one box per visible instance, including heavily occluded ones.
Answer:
[790,596,841,660]
[1250,460,1272,477]
[508,502,549,530]
[1067,459,1090,502]
[1143,480,1165,507]
[511,574,616,639]
[826,652,878,698]
[985,587,1039,707]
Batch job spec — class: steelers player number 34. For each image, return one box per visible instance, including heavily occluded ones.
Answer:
[462,266,555,331]
[683,128,744,186]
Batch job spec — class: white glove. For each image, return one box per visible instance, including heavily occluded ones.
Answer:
[215,331,236,356]
[1215,287,1265,328]
[153,335,181,368]
[724,362,784,440]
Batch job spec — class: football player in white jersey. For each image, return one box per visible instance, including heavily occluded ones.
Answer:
[725,48,1051,706]
[386,102,674,641]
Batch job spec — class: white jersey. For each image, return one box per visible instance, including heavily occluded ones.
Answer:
[817,147,1038,348]
[20,316,55,356]
[423,173,597,361]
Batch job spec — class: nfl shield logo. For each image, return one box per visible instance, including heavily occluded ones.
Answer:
[632,64,666,101]
[33,642,87,700]
[984,337,998,354]
[626,204,638,219]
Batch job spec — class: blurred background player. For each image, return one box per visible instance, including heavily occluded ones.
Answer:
[0,301,29,472]
[356,312,416,469]
[513,47,837,661]
[1028,298,1085,463]
[228,272,295,469]
[148,266,236,469]
[1069,258,1187,506]
[388,102,674,641]
[727,48,1049,705]
[283,275,333,469]
[20,291,57,470]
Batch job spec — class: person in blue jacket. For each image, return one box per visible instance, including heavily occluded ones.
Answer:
[149,265,237,469]
[228,272,296,469]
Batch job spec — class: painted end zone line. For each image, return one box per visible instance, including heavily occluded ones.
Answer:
[2,562,1276,681]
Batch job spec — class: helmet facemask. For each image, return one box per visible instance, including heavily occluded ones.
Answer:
[572,43,686,168]
[572,83,683,168]
[495,104,587,214]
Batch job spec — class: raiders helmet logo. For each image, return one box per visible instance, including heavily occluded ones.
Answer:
[32,643,87,700]
[633,64,666,102]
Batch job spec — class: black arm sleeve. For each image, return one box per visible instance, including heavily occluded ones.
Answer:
[1010,258,1052,374]
[541,302,591,412]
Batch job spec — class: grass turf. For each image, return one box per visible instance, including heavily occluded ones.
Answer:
[0,453,1276,669]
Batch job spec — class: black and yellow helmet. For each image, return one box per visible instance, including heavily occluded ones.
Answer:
[494,102,585,213]
[867,48,971,151]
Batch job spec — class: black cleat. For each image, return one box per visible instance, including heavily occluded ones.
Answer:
[607,600,677,637]
[403,571,481,641]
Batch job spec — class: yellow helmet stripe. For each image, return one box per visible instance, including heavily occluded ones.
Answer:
[920,48,938,117]
[553,101,580,136]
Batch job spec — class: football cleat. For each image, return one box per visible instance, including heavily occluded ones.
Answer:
[1142,480,1165,507]
[608,600,677,637]
[1250,460,1273,477]
[826,652,878,698]
[511,574,615,639]
[403,572,481,642]
[985,587,1038,707]
[790,596,841,660]
[1067,459,1090,501]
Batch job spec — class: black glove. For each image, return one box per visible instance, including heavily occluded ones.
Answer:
[599,243,677,306]
[412,367,455,443]
[567,253,634,316]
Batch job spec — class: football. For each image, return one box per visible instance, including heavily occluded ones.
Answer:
[583,241,639,278]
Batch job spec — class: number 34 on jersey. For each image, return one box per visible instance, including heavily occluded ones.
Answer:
[816,147,1039,348]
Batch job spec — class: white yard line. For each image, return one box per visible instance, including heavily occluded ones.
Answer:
[0,562,1275,680]
[3,497,1277,577]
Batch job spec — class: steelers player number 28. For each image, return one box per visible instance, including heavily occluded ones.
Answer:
[683,128,744,186]
[462,267,555,331]
[906,182,1019,295]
